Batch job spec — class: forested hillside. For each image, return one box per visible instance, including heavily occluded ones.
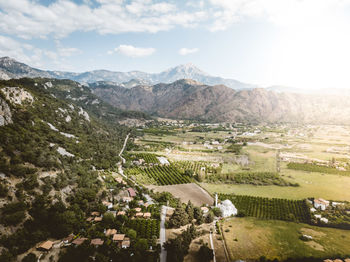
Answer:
[0,78,145,260]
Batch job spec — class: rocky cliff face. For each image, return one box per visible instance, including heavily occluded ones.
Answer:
[0,97,12,126]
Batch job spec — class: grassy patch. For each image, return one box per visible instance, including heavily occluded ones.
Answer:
[222,217,350,261]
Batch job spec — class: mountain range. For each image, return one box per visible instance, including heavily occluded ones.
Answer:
[0,57,254,89]
[90,79,350,124]
[3,56,350,124]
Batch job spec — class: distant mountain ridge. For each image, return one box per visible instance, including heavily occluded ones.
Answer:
[90,79,350,124]
[0,57,255,89]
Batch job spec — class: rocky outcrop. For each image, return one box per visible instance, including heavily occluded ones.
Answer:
[1,87,34,105]
[0,97,12,126]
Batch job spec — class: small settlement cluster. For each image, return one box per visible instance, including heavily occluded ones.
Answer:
[34,174,158,260]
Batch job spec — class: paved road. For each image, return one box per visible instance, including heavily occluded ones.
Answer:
[160,205,168,262]
[210,220,217,262]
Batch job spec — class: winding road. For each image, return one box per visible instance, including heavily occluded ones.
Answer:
[160,205,168,262]
[118,133,165,261]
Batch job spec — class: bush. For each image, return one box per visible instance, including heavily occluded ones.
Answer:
[22,253,37,262]
[197,244,213,262]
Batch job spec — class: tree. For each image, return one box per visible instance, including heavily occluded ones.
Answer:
[102,212,115,228]
[197,244,213,262]
[205,212,214,223]
[212,207,222,217]
[196,214,204,225]
[127,229,137,240]
[22,253,37,262]
[135,238,148,252]
[185,201,194,221]
[184,169,194,177]
[169,205,189,228]
[193,207,202,220]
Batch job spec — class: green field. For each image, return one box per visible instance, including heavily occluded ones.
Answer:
[222,217,350,261]
[202,169,350,200]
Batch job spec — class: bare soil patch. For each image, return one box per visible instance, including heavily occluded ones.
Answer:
[148,183,213,206]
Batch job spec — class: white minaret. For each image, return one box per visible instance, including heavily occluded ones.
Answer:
[215,193,218,207]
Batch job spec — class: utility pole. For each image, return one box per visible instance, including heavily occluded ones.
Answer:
[276,149,281,173]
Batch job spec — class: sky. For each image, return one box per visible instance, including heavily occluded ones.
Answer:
[1,0,350,90]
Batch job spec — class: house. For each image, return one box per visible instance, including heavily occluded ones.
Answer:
[217,199,237,217]
[314,214,322,219]
[144,203,150,208]
[102,201,113,209]
[314,198,330,210]
[122,196,133,203]
[91,238,104,246]
[127,188,136,197]
[138,200,144,205]
[94,216,103,222]
[86,217,94,222]
[143,212,151,219]
[63,234,74,244]
[320,217,329,223]
[157,157,170,165]
[310,208,316,212]
[201,207,209,214]
[113,234,125,242]
[117,211,126,216]
[105,229,117,237]
[37,241,54,251]
[72,238,88,246]
[121,238,131,248]
[115,177,123,183]
[135,212,144,217]
[91,211,100,216]
[134,207,142,212]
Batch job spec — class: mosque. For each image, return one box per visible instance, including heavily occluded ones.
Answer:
[215,193,238,217]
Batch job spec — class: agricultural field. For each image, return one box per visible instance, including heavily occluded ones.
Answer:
[125,165,191,185]
[126,219,160,240]
[221,217,350,261]
[126,152,160,164]
[133,123,350,201]
[219,194,311,223]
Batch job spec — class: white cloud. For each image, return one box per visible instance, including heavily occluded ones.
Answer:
[0,35,32,64]
[0,0,349,39]
[208,0,350,31]
[0,34,81,70]
[178,48,199,56]
[0,0,205,39]
[112,45,155,57]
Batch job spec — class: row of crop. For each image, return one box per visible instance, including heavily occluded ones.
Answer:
[127,152,160,164]
[208,172,299,187]
[126,219,160,239]
[126,165,191,185]
[287,162,350,176]
[143,165,191,185]
[173,161,211,174]
[219,194,311,223]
